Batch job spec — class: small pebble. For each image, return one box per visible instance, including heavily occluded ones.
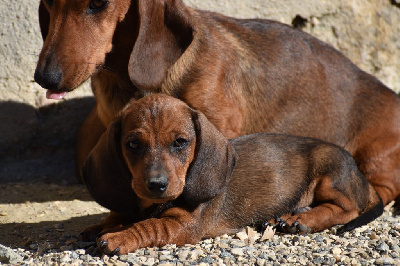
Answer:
[370,232,379,240]
[331,247,342,255]
[292,236,300,245]
[231,248,244,256]
[75,249,86,255]
[60,253,71,263]
[236,231,248,241]
[376,242,390,252]
[54,224,64,230]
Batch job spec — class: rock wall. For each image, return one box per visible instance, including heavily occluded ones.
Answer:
[0,0,399,179]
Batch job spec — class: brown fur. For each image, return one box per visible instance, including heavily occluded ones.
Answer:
[81,94,383,255]
[35,0,400,211]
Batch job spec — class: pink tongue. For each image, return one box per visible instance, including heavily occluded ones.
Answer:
[46,90,67,100]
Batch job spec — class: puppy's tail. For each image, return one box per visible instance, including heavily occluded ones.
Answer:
[336,185,383,235]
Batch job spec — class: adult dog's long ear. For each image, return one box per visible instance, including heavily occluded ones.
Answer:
[128,0,193,91]
[38,1,50,40]
[82,117,137,214]
[182,111,236,205]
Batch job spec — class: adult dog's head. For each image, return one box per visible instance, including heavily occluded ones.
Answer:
[34,0,193,99]
[82,94,236,212]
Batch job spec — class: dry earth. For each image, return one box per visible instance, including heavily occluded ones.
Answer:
[0,182,108,249]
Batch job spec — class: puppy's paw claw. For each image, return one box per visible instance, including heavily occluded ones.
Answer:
[296,223,310,234]
[112,247,120,256]
[282,221,298,234]
[97,239,120,255]
[99,239,108,248]
[276,220,311,235]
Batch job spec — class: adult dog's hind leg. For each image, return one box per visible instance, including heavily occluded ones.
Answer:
[355,134,400,212]
[76,106,106,183]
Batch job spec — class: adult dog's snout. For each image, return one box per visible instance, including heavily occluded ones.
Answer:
[34,67,63,90]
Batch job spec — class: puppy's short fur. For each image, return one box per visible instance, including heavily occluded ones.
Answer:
[82,94,383,255]
[35,0,400,211]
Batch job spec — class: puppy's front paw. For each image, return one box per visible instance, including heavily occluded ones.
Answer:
[98,239,120,255]
[276,220,311,234]
[97,231,138,255]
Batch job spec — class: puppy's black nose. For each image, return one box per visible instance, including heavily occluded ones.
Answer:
[146,174,169,195]
[34,68,63,90]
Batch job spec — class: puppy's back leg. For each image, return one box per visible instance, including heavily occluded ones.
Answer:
[336,183,383,234]
[281,178,361,233]
[76,106,106,182]
[279,165,380,233]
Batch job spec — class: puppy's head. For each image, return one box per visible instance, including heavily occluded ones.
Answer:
[120,94,197,203]
[82,94,236,211]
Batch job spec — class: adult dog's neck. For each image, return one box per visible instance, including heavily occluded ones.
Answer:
[91,1,143,126]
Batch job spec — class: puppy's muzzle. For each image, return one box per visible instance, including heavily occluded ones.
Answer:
[146,174,169,196]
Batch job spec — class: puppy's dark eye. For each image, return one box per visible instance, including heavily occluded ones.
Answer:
[87,0,109,14]
[127,140,140,150]
[44,0,53,6]
[172,138,189,150]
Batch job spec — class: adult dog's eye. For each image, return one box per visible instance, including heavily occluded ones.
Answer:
[87,0,109,14]
[128,140,140,150]
[172,138,189,150]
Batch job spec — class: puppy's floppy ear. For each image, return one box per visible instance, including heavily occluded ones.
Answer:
[38,1,50,40]
[182,111,236,205]
[82,117,137,214]
[128,0,193,91]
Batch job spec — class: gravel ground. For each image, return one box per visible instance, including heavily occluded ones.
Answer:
[1,198,399,265]
[0,147,399,265]
[0,142,399,265]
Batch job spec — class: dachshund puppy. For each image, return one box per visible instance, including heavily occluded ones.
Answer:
[35,0,400,212]
[82,94,383,255]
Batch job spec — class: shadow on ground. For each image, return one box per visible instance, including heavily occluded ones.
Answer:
[0,213,108,249]
[0,97,95,188]
[0,96,113,249]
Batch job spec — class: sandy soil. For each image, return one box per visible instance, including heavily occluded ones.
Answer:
[0,182,108,250]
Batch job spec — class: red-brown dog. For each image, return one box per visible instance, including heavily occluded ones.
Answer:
[35,0,400,212]
[82,94,383,255]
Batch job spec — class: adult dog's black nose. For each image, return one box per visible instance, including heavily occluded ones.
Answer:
[34,68,63,90]
[146,174,169,195]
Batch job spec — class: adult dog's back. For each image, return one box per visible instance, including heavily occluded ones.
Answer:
[35,0,400,211]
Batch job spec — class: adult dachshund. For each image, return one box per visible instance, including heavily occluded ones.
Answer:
[34,0,400,211]
[81,94,383,255]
